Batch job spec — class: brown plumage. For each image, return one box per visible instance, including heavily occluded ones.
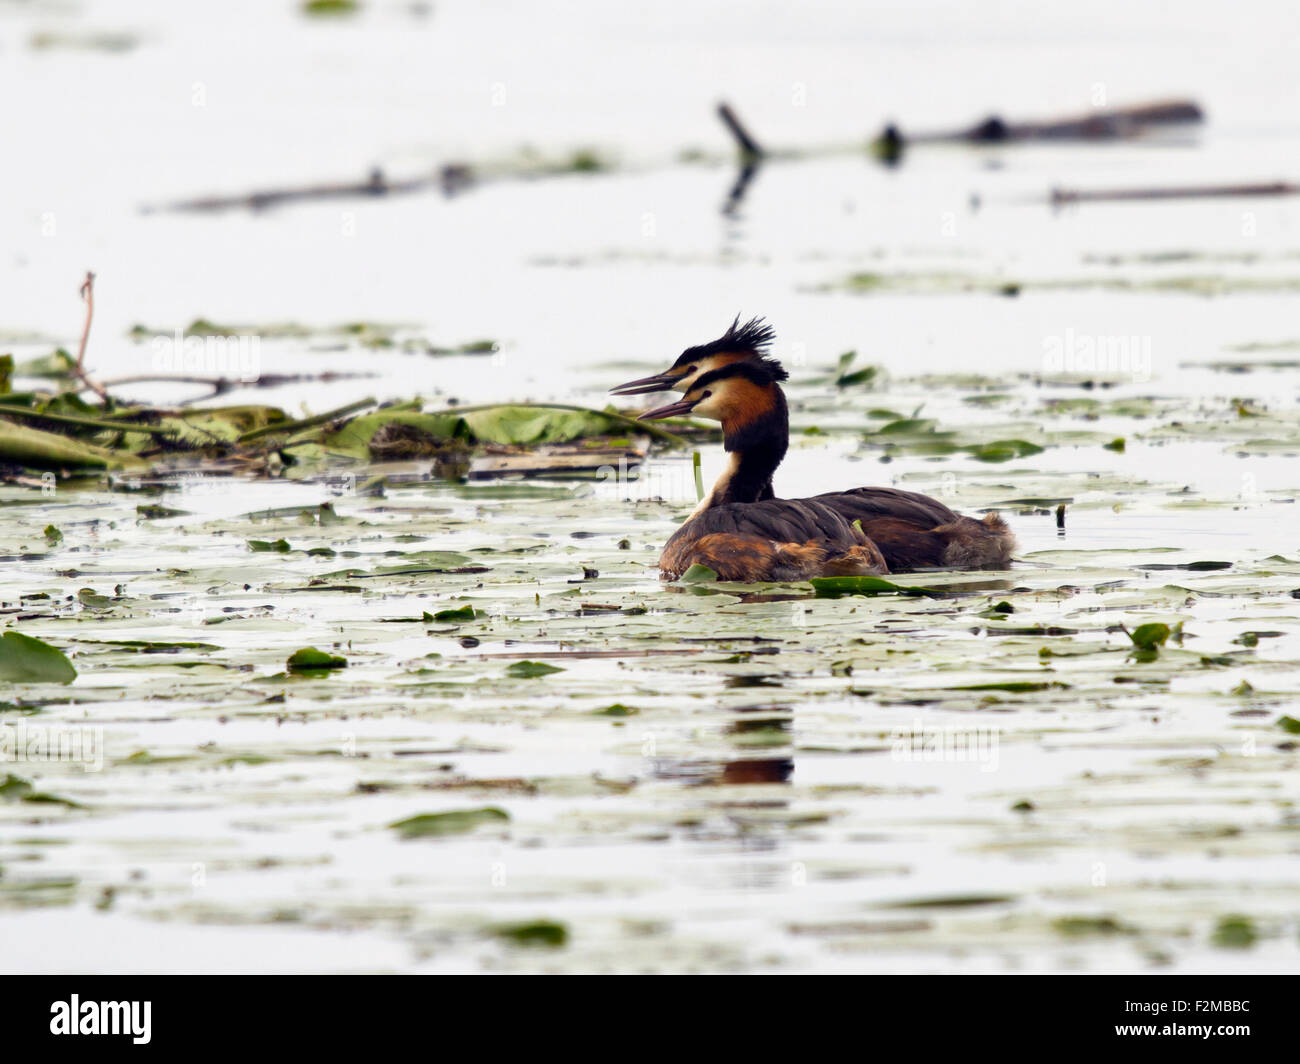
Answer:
[619,320,1017,582]
[658,500,888,581]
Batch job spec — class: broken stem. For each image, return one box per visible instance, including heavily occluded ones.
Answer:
[236,397,378,443]
[74,271,110,403]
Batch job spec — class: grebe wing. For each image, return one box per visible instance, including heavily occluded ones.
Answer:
[665,498,859,550]
[816,487,961,528]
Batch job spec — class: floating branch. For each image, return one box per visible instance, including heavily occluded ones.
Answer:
[147,167,439,214]
[717,101,765,161]
[876,98,1204,156]
[1050,181,1299,205]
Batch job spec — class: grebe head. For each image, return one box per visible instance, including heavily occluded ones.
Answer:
[635,357,788,441]
[609,315,777,396]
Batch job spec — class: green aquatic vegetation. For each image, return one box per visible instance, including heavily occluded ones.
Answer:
[0,419,135,471]
[596,703,639,716]
[389,807,510,839]
[968,440,1044,462]
[1211,914,1257,949]
[811,576,941,598]
[11,348,76,378]
[0,774,81,808]
[505,660,565,678]
[431,606,479,622]
[833,269,1300,298]
[1126,623,1173,663]
[884,894,1016,910]
[833,351,882,389]
[1052,916,1135,937]
[565,150,606,173]
[286,648,347,672]
[0,632,76,684]
[491,920,569,947]
[302,3,361,18]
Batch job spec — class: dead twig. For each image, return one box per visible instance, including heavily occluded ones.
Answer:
[84,370,379,405]
[74,271,110,403]
[1050,181,1299,205]
[717,101,765,160]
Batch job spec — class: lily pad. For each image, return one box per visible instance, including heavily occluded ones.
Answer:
[811,576,941,598]
[286,647,347,672]
[505,660,565,679]
[0,632,77,684]
[389,807,510,839]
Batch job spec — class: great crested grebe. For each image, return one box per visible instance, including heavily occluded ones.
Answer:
[612,318,1015,581]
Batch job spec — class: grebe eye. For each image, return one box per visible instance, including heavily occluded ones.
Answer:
[702,390,712,398]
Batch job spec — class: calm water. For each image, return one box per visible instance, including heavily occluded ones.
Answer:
[2,0,1299,973]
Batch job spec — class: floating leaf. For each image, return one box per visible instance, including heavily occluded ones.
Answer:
[389,807,509,839]
[834,351,880,389]
[1128,623,1172,651]
[1211,914,1256,949]
[0,774,33,799]
[875,418,937,435]
[0,419,137,470]
[811,576,941,598]
[459,405,625,445]
[13,348,76,378]
[431,605,477,623]
[286,647,347,672]
[506,660,564,678]
[680,564,719,583]
[968,439,1045,462]
[0,632,76,684]
[302,0,359,15]
[1053,916,1134,937]
[492,920,568,948]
